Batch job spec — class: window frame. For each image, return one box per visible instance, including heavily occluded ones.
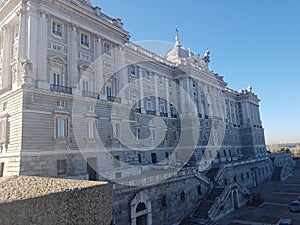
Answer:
[80,31,90,49]
[129,65,136,76]
[55,117,68,139]
[57,159,67,175]
[51,20,63,38]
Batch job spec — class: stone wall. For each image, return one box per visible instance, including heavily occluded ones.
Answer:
[0,176,112,225]
[113,175,209,225]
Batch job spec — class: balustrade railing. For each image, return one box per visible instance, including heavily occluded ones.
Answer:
[50,84,72,94]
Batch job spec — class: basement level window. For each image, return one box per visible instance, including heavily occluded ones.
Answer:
[57,159,67,175]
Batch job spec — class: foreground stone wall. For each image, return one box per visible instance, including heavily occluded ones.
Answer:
[0,176,112,225]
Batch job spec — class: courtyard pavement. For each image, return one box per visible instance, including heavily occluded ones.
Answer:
[217,168,300,225]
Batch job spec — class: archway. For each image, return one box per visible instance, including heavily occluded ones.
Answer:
[130,191,152,225]
[232,190,239,209]
[136,203,147,225]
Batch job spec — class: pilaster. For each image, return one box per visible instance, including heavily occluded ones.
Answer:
[69,24,78,88]
[36,11,48,88]
[139,68,145,113]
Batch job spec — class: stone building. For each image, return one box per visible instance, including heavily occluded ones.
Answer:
[0,0,291,224]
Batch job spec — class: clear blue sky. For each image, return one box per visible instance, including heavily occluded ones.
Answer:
[91,0,300,145]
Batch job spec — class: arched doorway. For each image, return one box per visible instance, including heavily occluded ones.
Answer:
[136,203,147,225]
[130,191,152,225]
[232,190,239,209]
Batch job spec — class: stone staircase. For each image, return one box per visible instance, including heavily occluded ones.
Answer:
[193,187,225,219]
[271,166,283,181]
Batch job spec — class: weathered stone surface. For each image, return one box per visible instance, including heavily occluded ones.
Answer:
[0,176,112,225]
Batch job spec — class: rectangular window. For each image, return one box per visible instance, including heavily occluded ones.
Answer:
[106,86,112,97]
[82,80,89,92]
[151,153,157,164]
[136,128,141,140]
[138,154,142,163]
[87,120,95,139]
[112,123,120,138]
[145,71,150,80]
[0,163,4,177]
[56,117,68,138]
[79,52,91,61]
[52,73,60,86]
[57,159,67,175]
[56,100,65,109]
[159,76,163,85]
[80,32,90,48]
[113,155,120,168]
[52,21,62,37]
[104,43,111,55]
[132,96,137,108]
[129,65,136,76]
[51,42,63,52]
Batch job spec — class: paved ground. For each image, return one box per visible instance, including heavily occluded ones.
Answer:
[217,168,300,225]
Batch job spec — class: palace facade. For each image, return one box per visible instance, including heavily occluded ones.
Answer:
[0,1,293,224]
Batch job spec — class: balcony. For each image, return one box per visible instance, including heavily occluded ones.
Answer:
[50,84,72,94]
[107,96,121,103]
[146,110,156,115]
[160,112,168,117]
[82,91,99,99]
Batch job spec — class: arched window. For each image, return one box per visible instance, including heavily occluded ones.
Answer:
[198,185,202,196]
[136,202,147,212]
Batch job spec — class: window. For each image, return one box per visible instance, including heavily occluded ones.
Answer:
[180,191,185,201]
[161,195,167,207]
[56,100,65,109]
[151,130,155,140]
[52,73,60,86]
[82,80,89,92]
[51,42,63,52]
[112,123,120,138]
[151,153,157,164]
[106,86,112,97]
[87,120,95,139]
[57,159,67,175]
[159,76,163,85]
[146,99,152,111]
[138,154,142,163]
[145,71,150,80]
[56,117,68,138]
[0,163,4,177]
[52,21,62,37]
[173,130,179,141]
[136,128,141,140]
[160,103,165,113]
[132,96,137,108]
[79,52,91,61]
[165,152,169,158]
[113,155,120,168]
[129,65,136,76]
[80,32,90,48]
[104,43,111,55]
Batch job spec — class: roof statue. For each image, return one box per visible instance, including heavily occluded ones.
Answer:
[202,50,210,64]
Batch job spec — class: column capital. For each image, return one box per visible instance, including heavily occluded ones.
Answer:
[39,10,49,19]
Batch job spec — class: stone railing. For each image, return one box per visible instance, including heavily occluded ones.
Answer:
[215,156,270,183]
[113,167,202,190]
[208,182,249,221]
[194,171,211,185]
[125,42,176,67]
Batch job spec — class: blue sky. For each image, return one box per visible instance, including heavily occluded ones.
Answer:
[91,0,300,145]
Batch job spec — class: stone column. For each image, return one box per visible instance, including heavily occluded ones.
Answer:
[154,73,159,115]
[69,24,78,88]
[116,45,127,101]
[165,78,171,117]
[17,9,27,86]
[94,36,103,93]
[139,68,145,113]
[36,11,48,88]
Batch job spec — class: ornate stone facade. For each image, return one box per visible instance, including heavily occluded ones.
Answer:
[0,0,292,224]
